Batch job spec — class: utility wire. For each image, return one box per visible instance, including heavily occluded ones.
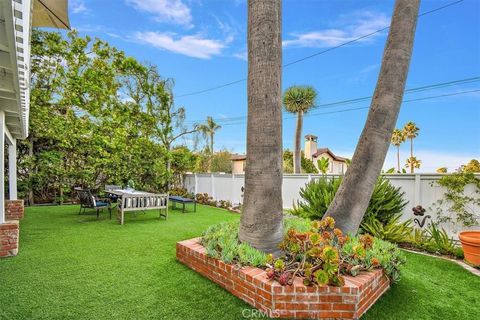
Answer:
[176,0,464,98]
[205,89,480,127]
[184,76,480,125]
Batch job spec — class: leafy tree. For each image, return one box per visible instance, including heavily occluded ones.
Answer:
[283,86,317,174]
[436,167,448,173]
[211,150,233,173]
[283,150,317,173]
[461,159,480,173]
[391,129,405,172]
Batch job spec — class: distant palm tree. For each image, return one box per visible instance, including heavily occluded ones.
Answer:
[403,121,419,173]
[406,156,421,172]
[317,157,330,174]
[283,86,317,174]
[197,116,222,171]
[391,129,405,172]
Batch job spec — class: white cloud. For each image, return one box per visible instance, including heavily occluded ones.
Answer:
[71,0,87,14]
[283,10,390,48]
[233,51,247,61]
[126,0,193,28]
[133,31,226,59]
[383,149,480,173]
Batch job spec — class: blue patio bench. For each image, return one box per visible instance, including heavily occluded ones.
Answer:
[169,196,196,213]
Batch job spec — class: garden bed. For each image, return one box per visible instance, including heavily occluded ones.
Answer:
[176,238,390,319]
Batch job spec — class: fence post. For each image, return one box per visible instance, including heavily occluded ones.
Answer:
[231,174,236,204]
[414,174,421,205]
[308,174,312,183]
[211,173,216,200]
[194,173,198,196]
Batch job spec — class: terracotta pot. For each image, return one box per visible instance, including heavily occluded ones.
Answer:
[459,231,480,266]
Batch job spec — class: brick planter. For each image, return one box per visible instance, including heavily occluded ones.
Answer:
[0,221,19,257]
[177,238,390,319]
[6,200,24,220]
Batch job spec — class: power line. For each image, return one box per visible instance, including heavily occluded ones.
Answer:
[206,89,480,127]
[184,76,480,125]
[176,0,464,98]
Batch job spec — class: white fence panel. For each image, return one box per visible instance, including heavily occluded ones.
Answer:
[184,173,480,238]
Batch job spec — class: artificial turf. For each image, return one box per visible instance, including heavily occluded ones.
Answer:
[0,205,478,319]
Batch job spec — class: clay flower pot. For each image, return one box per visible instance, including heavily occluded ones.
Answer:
[459,231,480,266]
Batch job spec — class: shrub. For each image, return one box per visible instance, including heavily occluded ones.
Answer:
[196,193,216,206]
[169,187,191,198]
[290,176,408,225]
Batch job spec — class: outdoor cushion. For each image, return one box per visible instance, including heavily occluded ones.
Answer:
[95,201,109,207]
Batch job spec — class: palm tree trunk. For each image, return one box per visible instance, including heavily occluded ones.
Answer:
[293,110,303,174]
[239,0,283,254]
[410,137,414,173]
[210,132,214,172]
[397,145,400,172]
[323,0,420,234]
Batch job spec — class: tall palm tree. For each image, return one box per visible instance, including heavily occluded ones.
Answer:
[391,129,405,172]
[323,0,420,234]
[283,86,317,174]
[406,156,421,172]
[403,121,419,173]
[197,116,222,155]
[239,0,283,254]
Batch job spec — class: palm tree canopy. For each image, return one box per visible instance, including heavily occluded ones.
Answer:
[197,116,222,137]
[403,121,419,139]
[391,128,405,146]
[406,156,421,169]
[283,85,317,113]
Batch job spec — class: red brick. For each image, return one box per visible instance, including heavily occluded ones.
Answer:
[176,238,389,319]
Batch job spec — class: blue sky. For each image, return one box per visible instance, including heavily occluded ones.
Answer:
[67,0,479,172]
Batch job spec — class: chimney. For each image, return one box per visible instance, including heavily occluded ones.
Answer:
[304,134,318,160]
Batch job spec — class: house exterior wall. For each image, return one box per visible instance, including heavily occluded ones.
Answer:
[313,154,345,174]
[232,160,246,174]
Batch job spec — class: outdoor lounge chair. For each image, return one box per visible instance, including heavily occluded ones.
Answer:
[76,189,112,219]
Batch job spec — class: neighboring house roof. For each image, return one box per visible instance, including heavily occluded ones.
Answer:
[312,148,347,162]
[231,154,246,161]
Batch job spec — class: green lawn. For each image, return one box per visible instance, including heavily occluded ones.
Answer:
[0,205,478,320]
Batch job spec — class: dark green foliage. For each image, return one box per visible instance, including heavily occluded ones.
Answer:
[290,176,408,225]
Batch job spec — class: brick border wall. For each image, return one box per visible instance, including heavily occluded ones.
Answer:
[0,221,19,257]
[6,200,24,220]
[177,238,390,319]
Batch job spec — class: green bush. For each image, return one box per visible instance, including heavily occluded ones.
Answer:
[290,176,408,225]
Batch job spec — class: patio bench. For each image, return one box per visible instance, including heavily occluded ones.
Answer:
[169,196,196,213]
[118,193,168,225]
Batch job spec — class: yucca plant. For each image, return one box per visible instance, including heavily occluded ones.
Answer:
[290,176,408,225]
[361,214,413,243]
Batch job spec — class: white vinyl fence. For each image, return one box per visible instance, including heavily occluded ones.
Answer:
[184,173,480,238]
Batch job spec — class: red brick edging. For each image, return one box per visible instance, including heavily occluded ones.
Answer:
[176,238,390,319]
